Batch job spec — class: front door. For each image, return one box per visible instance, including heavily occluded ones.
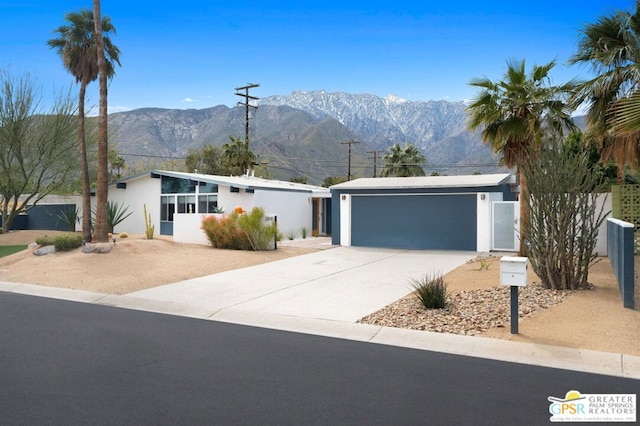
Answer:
[492,201,519,251]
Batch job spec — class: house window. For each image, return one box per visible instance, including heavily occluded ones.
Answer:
[160,195,175,221]
[198,194,219,213]
[199,182,218,193]
[177,195,196,214]
[161,176,195,193]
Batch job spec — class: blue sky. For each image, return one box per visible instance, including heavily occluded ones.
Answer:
[0,0,633,113]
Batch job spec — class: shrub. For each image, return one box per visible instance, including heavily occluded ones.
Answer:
[119,232,129,239]
[53,233,83,251]
[201,213,249,250]
[237,207,278,251]
[35,235,56,246]
[410,272,449,309]
[300,227,308,239]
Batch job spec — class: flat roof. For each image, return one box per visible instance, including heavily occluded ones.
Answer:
[330,173,514,190]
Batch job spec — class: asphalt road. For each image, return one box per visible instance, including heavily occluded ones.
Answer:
[1,292,637,425]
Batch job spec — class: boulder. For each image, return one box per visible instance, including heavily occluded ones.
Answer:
[81,243,113,254]
[33,245,56,256]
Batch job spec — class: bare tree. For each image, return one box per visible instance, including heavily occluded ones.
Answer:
[0,70,77,233]
[523,139,609,290]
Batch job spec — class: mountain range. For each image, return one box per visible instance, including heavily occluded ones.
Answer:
[108,90,508,185]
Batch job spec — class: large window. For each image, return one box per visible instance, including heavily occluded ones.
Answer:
[177,195,196,214]
[160,195,175,221]
[160,176,219,222]
[161,176,195,194]
[198,194,218,213]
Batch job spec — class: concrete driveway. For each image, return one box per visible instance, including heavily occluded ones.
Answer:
[128,246,477,322]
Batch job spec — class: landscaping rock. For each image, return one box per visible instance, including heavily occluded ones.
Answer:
[33,245,56,256]
[82,243,113,254]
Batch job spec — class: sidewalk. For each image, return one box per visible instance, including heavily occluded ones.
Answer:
[1,242,639,380]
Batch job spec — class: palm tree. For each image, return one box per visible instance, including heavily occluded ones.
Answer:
[380,143,426,177]
[569,1,640,178]
[466,58,578,255]
[93,0,112,242]
[223,136,256,175]
[48,9,120,242]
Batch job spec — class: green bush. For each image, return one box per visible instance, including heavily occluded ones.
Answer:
[35,235,56,246]
[410,272,449,309]
[201,213,249,250]
[237,208,277,251]
[53,233,83,251]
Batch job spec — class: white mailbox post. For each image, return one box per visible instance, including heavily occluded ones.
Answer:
[500,256,528,334]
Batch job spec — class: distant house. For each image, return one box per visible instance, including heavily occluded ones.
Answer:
[108,170,331,245]
[330,173,519,251]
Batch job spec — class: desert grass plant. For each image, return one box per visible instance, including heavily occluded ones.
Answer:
[201,213,249,250]
[119,232,128,238]
[53,233,83,251]
[56,207,80,232]
[237,207,278,251]
[285,229,298,240]
[300,227,308,239]
[410,272,449,309]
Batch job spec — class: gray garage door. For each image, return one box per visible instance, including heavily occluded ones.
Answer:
[350,194,477,250]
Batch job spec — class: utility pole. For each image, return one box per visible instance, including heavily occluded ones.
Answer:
[234,83,260,147]
[367,150,381,177]
[341,140,360,181]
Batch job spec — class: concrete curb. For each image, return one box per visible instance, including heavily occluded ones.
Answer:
[1,281,638,380]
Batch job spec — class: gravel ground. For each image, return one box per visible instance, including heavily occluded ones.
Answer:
[359,282,572,336]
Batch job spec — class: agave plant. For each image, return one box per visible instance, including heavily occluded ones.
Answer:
[93,201,133,234]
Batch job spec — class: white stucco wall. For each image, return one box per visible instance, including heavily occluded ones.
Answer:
[173,213,217,245]
[477,192,504,252]
[339,194,351,247]
[218,186,255,213]
[594,193,612,256]
[108,178,161,235]
[253,189,312,236]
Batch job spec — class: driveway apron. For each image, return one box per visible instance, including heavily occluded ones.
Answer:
[129,247,477,322]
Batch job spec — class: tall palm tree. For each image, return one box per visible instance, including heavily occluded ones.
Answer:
[380,143,426,177]
[48,9,120,242]
[466,58,578,255]
[93,0,112,242]
[569,1,640,178]
[223,136,256,175]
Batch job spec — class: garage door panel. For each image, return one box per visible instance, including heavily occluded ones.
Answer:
[351,195,476,250]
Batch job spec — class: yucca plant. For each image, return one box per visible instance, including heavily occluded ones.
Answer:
[410,272,449,309]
